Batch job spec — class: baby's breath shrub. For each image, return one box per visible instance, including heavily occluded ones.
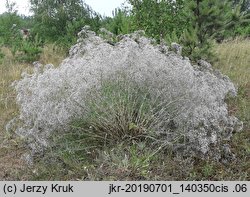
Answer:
[10,27,243,161]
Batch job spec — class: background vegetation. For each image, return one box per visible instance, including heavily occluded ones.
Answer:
[0,0,249,180]
[1,0,250,62]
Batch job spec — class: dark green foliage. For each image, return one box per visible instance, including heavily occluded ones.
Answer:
[0,2,42,63]
[103,8,132,35]
[126,0,249,61]
[180,27,214,61]
[234,25,250,36]
[129,0,187,42]
[14,36,43,63]
[179,0,232,61]
[0,13,22,46]
[223,1,250,38]
[30,0,89,40]
[30,0,102,47]
[232,0,250,12]
[0,0,104,62]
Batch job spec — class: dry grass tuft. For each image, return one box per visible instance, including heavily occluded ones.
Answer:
[214,38,250,87]
[214,38,250,126]
[214,38,250,180]
[39,44,67,66]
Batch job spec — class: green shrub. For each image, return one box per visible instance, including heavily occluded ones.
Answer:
[12,35,43,63]
[235,25,250,36]
[16,41,42,62]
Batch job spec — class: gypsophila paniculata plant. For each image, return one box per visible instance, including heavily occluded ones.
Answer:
[9,26,243,161]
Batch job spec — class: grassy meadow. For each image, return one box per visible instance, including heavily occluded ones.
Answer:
[0,39,249,180]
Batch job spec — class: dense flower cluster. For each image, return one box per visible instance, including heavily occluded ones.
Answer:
[9,26,242,160]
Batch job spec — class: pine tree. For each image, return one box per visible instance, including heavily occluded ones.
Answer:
[226,0,250,30]
[104,8,131,35]
[181,0,233,61]
[232,0,250,12]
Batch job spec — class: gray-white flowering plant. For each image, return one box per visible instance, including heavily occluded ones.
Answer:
[8,26,243,161]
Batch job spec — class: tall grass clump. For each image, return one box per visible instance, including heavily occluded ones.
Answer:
[53,74,181,156]
[40,74,186,181]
